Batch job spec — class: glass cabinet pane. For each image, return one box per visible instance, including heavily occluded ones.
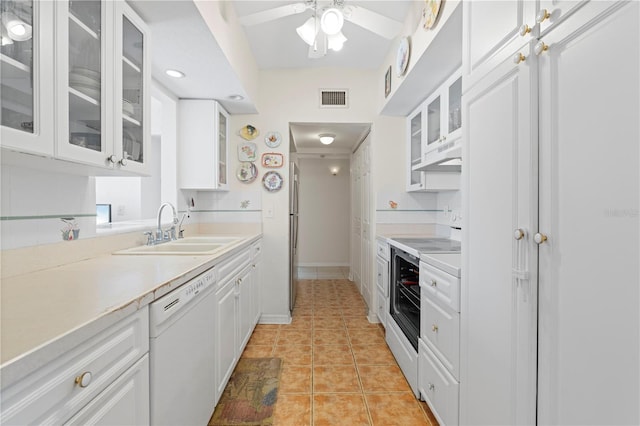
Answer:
[1,0,34,133]
[122,15,143,163]
[410,111,422,186]
[448,76,462,133]
[218,111,227,185]
[68,0,102,152]
[427,96,441,146]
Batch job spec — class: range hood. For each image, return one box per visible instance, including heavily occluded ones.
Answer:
[412,141,462,172]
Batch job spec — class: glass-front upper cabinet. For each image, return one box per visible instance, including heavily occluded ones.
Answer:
[115,1,149,174]
[1,0,54,155]
[56,0,113,166]
[406,105,425,191]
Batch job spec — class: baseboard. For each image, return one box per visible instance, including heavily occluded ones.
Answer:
[258,313,291,325]
[367,309,380,324]
[297,262,350,267]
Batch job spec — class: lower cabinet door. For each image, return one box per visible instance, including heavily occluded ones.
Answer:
[65,355,149,425]
[418,339,459,426]
[215,280,238,400]
[376,288,386,328]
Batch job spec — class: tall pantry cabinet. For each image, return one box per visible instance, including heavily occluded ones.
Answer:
[462,1,639,425]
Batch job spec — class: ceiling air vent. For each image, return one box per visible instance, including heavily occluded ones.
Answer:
[319,89,348,108]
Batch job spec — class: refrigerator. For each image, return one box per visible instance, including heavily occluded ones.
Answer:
[289,162,299,311]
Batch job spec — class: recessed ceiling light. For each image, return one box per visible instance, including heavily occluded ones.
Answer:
[165,69,185,78]
[228,94,244,101]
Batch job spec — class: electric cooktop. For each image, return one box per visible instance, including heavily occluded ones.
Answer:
[389,237,461,257]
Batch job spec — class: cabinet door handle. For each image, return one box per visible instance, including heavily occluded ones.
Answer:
[119,157,127,167]
[432,324,439,333]
[428,383,435,391]
[534,233,548,244]
[519,24,532,37]
[75,371,92,388]
[534,41,549,56]
[107,155,117,165]
[513,53,526,65]
[514,228,525,240]
[430,279,437,287]
[536,8,551,23]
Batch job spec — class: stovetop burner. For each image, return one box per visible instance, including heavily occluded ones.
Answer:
[389,237,461,256]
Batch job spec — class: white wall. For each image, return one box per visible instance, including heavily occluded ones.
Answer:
[95,177,142,222]
[297,158,350,267]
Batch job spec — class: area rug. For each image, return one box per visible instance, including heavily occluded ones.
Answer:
[209,358,283,426]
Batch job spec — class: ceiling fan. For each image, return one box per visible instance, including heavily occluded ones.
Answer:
[237,0,403,58]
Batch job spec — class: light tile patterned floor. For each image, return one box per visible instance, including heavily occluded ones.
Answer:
[239,277,439,426]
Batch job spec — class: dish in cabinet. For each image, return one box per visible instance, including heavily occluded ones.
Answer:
[262,171,283,192]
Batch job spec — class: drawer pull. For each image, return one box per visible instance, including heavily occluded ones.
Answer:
[432,324,439,333]
[430,280,437,287]
[428,383,435,391]
[75,371,92,388]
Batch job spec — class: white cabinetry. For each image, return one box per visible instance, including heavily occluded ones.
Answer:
[406,71,462,192]
[419,261,461,425]
[214,241,262,403]
[0,0,55,156]
[178,100,229,190]
[0,307,149,425]
[375,238,389,327]
[462,1,639,425]
[1,0,150,175]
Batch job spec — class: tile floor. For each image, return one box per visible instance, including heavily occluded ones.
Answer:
[239,269,438,425]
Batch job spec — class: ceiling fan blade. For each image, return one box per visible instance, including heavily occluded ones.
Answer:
[238,2,309,26]
[308,34,327,59]
[342,5,403,40]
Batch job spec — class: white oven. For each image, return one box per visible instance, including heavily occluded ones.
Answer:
[385,237,460,398]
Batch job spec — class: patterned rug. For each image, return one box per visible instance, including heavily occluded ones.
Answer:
[209,358,283,426]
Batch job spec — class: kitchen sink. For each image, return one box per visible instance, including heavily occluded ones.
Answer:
[113,235,246,255]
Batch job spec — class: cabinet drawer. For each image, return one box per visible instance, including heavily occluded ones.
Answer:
[65,354,149,425]
[376,239,390,261]
[1,307,149,425]
[421,293,460,379]
[420,261,460,312]
[217,248,251,286]
[418,339,459,426]
[375,256,389,296]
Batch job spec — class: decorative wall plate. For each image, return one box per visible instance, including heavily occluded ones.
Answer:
[265,131,282,148]
[236,162,257,183]
[396,37,411,77]
[240,124,259,140]
[262,171,284,192]
[261,152,284,168]
[423,0,442,30]
[238,141,257,161]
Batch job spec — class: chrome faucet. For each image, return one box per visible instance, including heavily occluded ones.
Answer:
[155,202,178,242]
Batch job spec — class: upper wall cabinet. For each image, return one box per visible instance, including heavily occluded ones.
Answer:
[1,0,150,176]
[178,100,229,191]
[1,0,55,156]
[55,0,150,174]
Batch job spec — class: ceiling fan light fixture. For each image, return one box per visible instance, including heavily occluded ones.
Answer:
[296,16,317,46]
[327,31,346,51]
[320,8,343,35]
[319,133,335,145]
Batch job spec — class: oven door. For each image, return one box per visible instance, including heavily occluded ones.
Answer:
[389,247,420,351]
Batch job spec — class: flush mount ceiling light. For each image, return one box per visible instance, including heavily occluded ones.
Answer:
[296,16,317,46]
[165,69,185,78]
[228,94,244,101]
[319,133,335,145]
[2,12,32,41]
[320,8,344,35]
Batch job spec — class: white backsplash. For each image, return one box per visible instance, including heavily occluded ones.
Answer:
[191,190,262,224]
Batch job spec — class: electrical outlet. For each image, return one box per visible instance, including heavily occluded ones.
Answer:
[117,205,126,216]
[264,204,274,218]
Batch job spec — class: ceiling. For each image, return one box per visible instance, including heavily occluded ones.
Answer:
[129,0,413,155]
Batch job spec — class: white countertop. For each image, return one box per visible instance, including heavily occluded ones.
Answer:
[0,233,261,387]
[419,252,461,278]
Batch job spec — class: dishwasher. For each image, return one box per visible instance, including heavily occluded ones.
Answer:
[149,267,217,426]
